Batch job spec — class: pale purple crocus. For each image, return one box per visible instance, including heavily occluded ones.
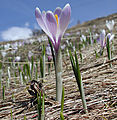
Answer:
[46,44,52,61]
[35,4,71,53]
[99,29,114,48]
[15,56,21,62]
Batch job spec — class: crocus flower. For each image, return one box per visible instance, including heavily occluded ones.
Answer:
[1,51,7,58]
[99,29,114,48]
[46,44,52,61]
[35,4,71,52]
[15,56,21,62]
[93,33,99,40]
[80,35,86,42]
[28,51,33,59]
[106,20,115,32]
[61,44,66,50]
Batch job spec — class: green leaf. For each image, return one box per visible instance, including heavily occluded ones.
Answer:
[60,112,64,120]
[75,51,82,91]
[61,86,64,113]
[48,37,55,67]
[25,64,31,80]
[42,94,45,117]
[40,57,43,78]
[23,64,26,75]
[24,115,26,120]
[37,93,41,120]
[42,44,45,56]
[3,85,5,100]
[35,62,38,80]
[11,109,13,120]
[106,37,112,67]
[18,67,21,74]
[106,37,111,60]
[0,62,2,69]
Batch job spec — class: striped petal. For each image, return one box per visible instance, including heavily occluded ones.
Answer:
[54,7,62,17]
[59,4,71,36]
[46,11,57,45]
[35,8,49,36]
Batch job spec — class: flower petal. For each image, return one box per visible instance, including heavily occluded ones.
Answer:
[59,4,71,36]
[112,20,115,26]
[100,30,106,47]
[107,33,114,42]
[35,8,48,35]
[35,8,53,41]
[109,34,115,41]
[46,11,57,45]
[55,35,62,52]
[54,7,62,17]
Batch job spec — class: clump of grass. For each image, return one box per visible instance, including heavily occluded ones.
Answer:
[69,50,88,113]
[37,92,45,120]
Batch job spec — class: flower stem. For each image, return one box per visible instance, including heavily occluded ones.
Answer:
[55,48,62,102]
[42,45,46,78]
[106,37,112,67]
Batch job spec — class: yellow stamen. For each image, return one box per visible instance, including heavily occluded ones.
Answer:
[55,14,59,27]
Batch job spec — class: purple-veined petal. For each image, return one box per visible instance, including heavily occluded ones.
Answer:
[35,8,48,35]
[42,11,46,22]
[54,7,62,17]
[35,8,54,42]
[59,4,71,36]
[46,11,57,45]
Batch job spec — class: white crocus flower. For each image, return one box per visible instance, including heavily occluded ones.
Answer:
[80,35,86,42]
[15,56,21,62]
[73,46,76,51]
[1,51,7,58]
[61,44,66,50]
[28,51,33,59]
[106,20,115,31]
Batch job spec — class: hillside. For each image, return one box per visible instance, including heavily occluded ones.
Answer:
[0,13,117,120]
